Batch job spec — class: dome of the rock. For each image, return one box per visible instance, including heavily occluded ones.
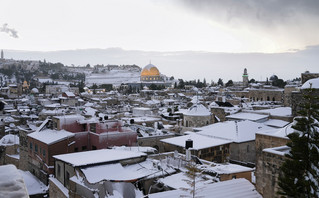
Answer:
[140,64,161,81]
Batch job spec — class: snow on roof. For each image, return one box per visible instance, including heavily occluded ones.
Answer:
[226,112,268,122]
[111,146,157,154]
[159,172,212,190]
[0,165,29,198]
[263,145,290,156]
[263,119,290,128]
[28,129,75,145]
[18,170,48,195]
[301,77,319,89]
[201,163,254,175]
[0,134,19,146]
[253,107,292,117]
[53,114,85,128]
[53,149,147,167]
[64,91,75,97]
[256,123,294,139]
[149,178,262,198]
[195,120,275,143]
[161,132,232,150]
[81,163,144,183]
[184,104,211,116]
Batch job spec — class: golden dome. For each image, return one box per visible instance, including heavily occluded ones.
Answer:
[141,64,160,77]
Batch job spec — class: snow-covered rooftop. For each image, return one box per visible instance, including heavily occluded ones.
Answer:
[161,132,232,150]
[19,170,48,195]
[0,165,29,198]
[301,77,319,89]
[200,163,254,174]
[257,123,294,139]
[253,107,292,117]
[149,178,262,198]
[28,129,75,145]
[226,112,268,122]
[263,145,290,156]
[184,104,211,116]
[263,119,290,128]
[194,120,275,143]
[53,149,147,167]
[0,134,19,146]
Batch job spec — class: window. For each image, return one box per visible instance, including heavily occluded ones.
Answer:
[247,145,250,152]
[82,146,87,151]
[66,171,70,186]
[43,149,46,157]
[92,146,97,150]
[57,164,61,177]
[35,144,38,152]
[29,142,32,150]
[74,147,78,152]
[232,175,237,179]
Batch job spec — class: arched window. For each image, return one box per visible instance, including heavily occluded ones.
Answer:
[273,97,275,101]
[267,96,270,101]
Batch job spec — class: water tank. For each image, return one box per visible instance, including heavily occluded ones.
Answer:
[185,139,193,149]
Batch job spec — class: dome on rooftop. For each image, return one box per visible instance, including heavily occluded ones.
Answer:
[141,64,160,77]
[184,104,211,116]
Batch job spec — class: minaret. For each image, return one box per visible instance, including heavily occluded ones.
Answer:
[243,68,249,87]
[1,50,3,60]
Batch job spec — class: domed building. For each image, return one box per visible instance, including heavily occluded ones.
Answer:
[140,63,162,82]
[183,103,212,128]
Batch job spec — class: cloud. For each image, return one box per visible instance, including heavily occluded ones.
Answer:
[0,23,19,38]
[177,0,319,27]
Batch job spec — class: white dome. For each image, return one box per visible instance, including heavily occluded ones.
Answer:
[184,104,211,116]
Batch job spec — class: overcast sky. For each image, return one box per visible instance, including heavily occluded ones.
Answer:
[1,0,319,81]
[1,0,319,53]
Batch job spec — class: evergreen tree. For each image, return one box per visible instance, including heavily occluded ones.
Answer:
[278,87,319,197]
[225,80,234,87]
[217,78,223,86]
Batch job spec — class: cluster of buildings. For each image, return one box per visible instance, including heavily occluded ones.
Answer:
[0,57,319,197]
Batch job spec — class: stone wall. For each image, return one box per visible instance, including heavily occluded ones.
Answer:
[256,150,286,198]
[49,178,69,198]
[137,134,175,153]
[183,115,212,128]
[301,72,319,84]
[255,134,290,198]
[210,107,227,122]
[230,141,255,164]
[220,171,252,182]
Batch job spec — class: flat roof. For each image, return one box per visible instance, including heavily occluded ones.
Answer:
[161,132,232,150]
[226,112,268,121]
[53,149,147,167]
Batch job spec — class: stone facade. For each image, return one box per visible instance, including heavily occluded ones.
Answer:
[255,134,290,198]
[183,114,212,128]
[137,134,175,153]
[301,72,319,84]
[229,141,255,164]
[232,89,284,102]
[210,107,227,122]
[283,85,298,107]
[291,89,319,117]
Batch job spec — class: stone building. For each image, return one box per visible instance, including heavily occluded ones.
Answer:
[195,120,274,165]
[27,129,75,184]
[255,125,293,198]
[161,132,232,163]
[301,71,319,84]
[183,103,212,128]
[291,77,319,116]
